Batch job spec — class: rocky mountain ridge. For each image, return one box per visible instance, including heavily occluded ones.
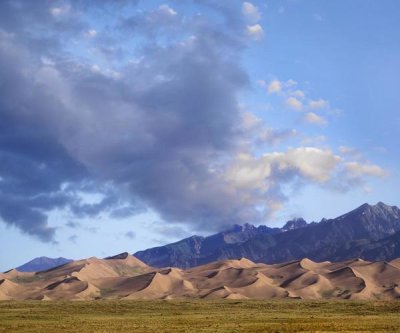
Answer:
[135,202,400,268]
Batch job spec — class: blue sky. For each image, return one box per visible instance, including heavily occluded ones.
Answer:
[0,0,399,271]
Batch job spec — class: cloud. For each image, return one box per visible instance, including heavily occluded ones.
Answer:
[225,147,342,203]
[339,146,357,154]
[308,99,328,109]
[338,146,362,159]
[150,222,190,240]
[304,112,327,125]
[158,4,177,16]
[68,234,78,244]
[345,162,387,178]
[291,90,305,99]
[50,5,71,17]
[0,0,258,237]
[260,77,338,123]
[66,221,81,228]
[258,128,298,146]
[286,97,303,111]
[125,231,136,240]
[246,24,264,40]
[0,1,387,241]
[242,2,261,23]
[239,111,297,147]
[268,79,282,94]
[85,29,97,38]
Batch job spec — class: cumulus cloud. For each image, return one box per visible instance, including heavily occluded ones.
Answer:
[242,2,261,22]
[291,90,305,99]
[304,112,327,125]
[345,162,387,178]
[286,96,303,111]
[246,24,264,40]
[268,79,282,94]
[309,99,328,109]
[226,147,342,203]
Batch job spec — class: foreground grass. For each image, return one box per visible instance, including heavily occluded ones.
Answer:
[1,300,400,332]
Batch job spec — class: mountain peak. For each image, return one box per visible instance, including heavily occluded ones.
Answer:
[16,257,72,272]
[227,223,256,233]
[282,218,308,231]
[343,202,399,218]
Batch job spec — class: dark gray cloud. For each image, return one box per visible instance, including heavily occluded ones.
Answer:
[0,0,268,241]
[125,231,136,240]
[0,1,380,243]
[68,234,78,244]
[66,221,81,229]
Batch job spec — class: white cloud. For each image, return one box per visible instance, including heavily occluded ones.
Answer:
[50,5,71,17]
[268,79,282,94]
[309,99,328,109]
[226,147,342,191]
[246,24,264,40]
[304,112,327,125]
[158,4,177,16]
[291,90,305,99]
[345,162,387,178]
[242,2,261,22]
[275,147,341,182]
[85,29,97,38]
[286,97,303,111]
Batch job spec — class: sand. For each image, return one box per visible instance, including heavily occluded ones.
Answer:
[2,253,400,300]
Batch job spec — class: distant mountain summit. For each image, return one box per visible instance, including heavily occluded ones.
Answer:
[135,202,400,268]
[281,218,308,232]
[17,257,72,272]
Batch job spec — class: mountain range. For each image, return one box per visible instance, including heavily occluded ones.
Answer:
[10,202,400,273]
[134,202,400,268]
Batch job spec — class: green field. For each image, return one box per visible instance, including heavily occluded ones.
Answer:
[1,300,400,332]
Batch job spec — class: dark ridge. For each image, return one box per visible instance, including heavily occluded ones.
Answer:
[105,252,129,260]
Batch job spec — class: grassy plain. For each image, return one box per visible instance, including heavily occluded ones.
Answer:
[0,300,399,332]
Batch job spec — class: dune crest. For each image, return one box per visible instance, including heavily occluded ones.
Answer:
[3,255,400,300]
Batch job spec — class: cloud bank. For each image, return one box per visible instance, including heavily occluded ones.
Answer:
[0,1,384,241]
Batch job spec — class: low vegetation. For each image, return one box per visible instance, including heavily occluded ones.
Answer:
[1,300,400,332]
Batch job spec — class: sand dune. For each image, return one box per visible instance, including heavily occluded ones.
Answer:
[3,254,400,300]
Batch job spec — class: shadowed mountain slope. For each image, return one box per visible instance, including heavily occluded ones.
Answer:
[17,257,73,272]
[135,202,400,268]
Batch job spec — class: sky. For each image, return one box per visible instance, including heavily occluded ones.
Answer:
[0,0,399,271]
